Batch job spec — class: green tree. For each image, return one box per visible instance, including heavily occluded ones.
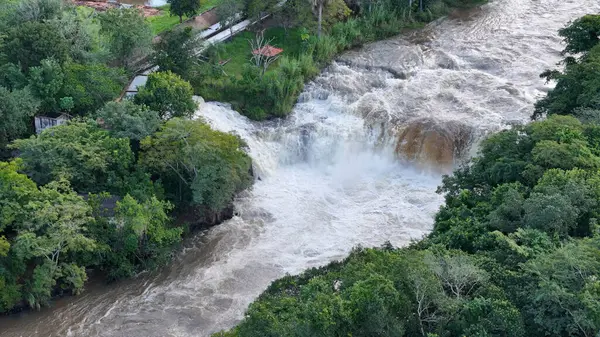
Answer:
[140,118,252,211]
[0,63,28,90]
[13,179,96,308]
[0,87,39,154]
[98,8,153,69]
[134,71,197,119]
[54,6,111,64]
[11,122,134,194]
[168,0,201,23]
[3,21,70,71]
[60,62,127,115]
[273,0,315,34]
[523,238,600,337]
[558,14,600,57]
[0,161,96,311]
[152,27,201,76]
[14,0,64,23]
[91,194,182,280]
[96,101,161,141]
[217,0,242,36]
[450,297,525,337]
[27,58,66,114]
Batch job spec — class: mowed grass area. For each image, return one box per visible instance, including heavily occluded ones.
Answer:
[220,28,304,76]
[147,0,222,35]
[147,5,187,35]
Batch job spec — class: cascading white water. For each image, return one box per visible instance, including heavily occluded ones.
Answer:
[2,0,600,336]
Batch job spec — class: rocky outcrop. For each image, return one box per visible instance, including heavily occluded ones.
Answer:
[395,118,473,169]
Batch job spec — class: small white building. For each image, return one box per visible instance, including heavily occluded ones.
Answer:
[34,114,70,134]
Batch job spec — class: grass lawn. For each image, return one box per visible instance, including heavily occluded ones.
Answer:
[147,0,223,35]
[147,9,187,35]
[220,27,304,77]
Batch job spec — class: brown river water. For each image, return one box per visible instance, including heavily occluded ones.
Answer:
[2,0,599,335]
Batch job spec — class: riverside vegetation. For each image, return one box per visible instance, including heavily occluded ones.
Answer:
[182,0,486,120]
[0,0,252,313]
[213,15,600,337]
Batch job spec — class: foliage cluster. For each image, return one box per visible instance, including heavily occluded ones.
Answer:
[0,0,254,314]
[0,114,252,312]
[0,1,156,156]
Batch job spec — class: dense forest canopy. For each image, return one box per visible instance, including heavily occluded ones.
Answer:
[0,0,253,313]
[214,15,600,337]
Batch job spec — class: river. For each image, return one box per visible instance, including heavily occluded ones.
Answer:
[1,0,598,336]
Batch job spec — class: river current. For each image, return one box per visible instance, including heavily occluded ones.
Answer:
[2,0,599,335]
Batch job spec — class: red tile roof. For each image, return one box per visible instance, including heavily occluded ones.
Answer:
[252,45,283,57]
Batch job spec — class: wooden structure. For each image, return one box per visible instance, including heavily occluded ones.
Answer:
[252,45,283,57]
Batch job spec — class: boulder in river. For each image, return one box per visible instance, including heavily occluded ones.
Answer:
[395,118,473,168]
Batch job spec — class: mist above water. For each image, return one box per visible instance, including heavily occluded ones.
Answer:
[2,0,599,336]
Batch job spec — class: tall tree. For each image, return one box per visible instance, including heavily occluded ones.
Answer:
[217,0,242,36]
[558,14,600,57]
[96,101,161,141]
[0,87,39,155]
[27,58,66,114]
[3,21,70,71]
[0,161,96,310]
[90,194,182,280]
[168,0,201,23]
[309,0,331,38]
[274,0,314,35]
[98,8,153,70]
[152,26,202,76]
[140,118,252,211]
[134,71,197,119]
[96,100,160,140]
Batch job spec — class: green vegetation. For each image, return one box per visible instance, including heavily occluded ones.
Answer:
[215,15,600,337]
[0,0,253,314]
[147,0,222,35]
[220,28,306,76]
[134,71,198,119]
[188,0,478,120]
[147,5,189,35]
[534,15,600,119]
[153,27,203,75]
[140,118,253,211]
[98,8,153,70]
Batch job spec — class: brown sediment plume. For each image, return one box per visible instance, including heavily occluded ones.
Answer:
[395,119,472,169]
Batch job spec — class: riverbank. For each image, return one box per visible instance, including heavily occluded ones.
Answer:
[195,0,486,120]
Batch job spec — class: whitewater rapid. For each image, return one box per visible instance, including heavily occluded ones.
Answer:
[2,0,599,335]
